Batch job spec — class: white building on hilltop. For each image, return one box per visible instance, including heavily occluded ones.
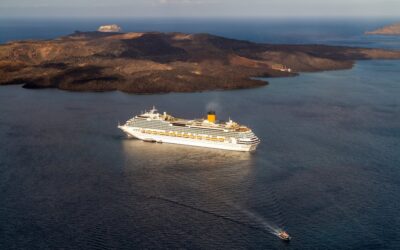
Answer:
[98,24,122,33]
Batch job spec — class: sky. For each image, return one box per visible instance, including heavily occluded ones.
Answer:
[1,0,399,18]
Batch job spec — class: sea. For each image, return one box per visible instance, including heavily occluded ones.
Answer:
[0,18,399,249]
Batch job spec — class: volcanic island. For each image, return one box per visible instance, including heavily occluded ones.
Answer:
[1,29,400,93]
[366,23,400,35]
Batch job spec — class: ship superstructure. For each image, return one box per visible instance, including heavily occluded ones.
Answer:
[118,107,260,152]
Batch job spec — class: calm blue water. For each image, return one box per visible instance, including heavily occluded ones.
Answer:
[1,17,400,49]
[0,19,399,249]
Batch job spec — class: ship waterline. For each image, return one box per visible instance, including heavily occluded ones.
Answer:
[118,107,260,152]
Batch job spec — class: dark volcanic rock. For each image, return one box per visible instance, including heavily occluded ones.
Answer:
[1,31,400,93]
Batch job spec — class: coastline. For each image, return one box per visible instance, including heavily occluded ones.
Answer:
[1,31,399,94]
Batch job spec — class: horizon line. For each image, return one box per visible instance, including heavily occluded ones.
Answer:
[0,15,399,20]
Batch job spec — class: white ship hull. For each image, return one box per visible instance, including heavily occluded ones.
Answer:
[119,125,258,152]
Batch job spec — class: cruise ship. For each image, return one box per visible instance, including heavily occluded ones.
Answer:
[118,107,260,152]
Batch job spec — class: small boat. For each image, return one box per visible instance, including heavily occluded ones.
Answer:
[278,231,291,241]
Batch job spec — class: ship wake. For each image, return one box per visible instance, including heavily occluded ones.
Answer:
[147,194,285,238]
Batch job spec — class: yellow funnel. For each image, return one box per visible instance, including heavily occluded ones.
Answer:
[207,111,216,123]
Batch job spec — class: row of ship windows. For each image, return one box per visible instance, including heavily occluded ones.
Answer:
[237,141,259,145]
[129,123,245,138]
[131,121,219,132]
[131,118,255,136]
[141,129,226,142]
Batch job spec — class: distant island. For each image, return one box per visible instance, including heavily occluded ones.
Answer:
[1,30,400,93]
[366,23,400,35]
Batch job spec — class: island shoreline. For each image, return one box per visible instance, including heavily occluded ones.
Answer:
[1,31,399,94]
